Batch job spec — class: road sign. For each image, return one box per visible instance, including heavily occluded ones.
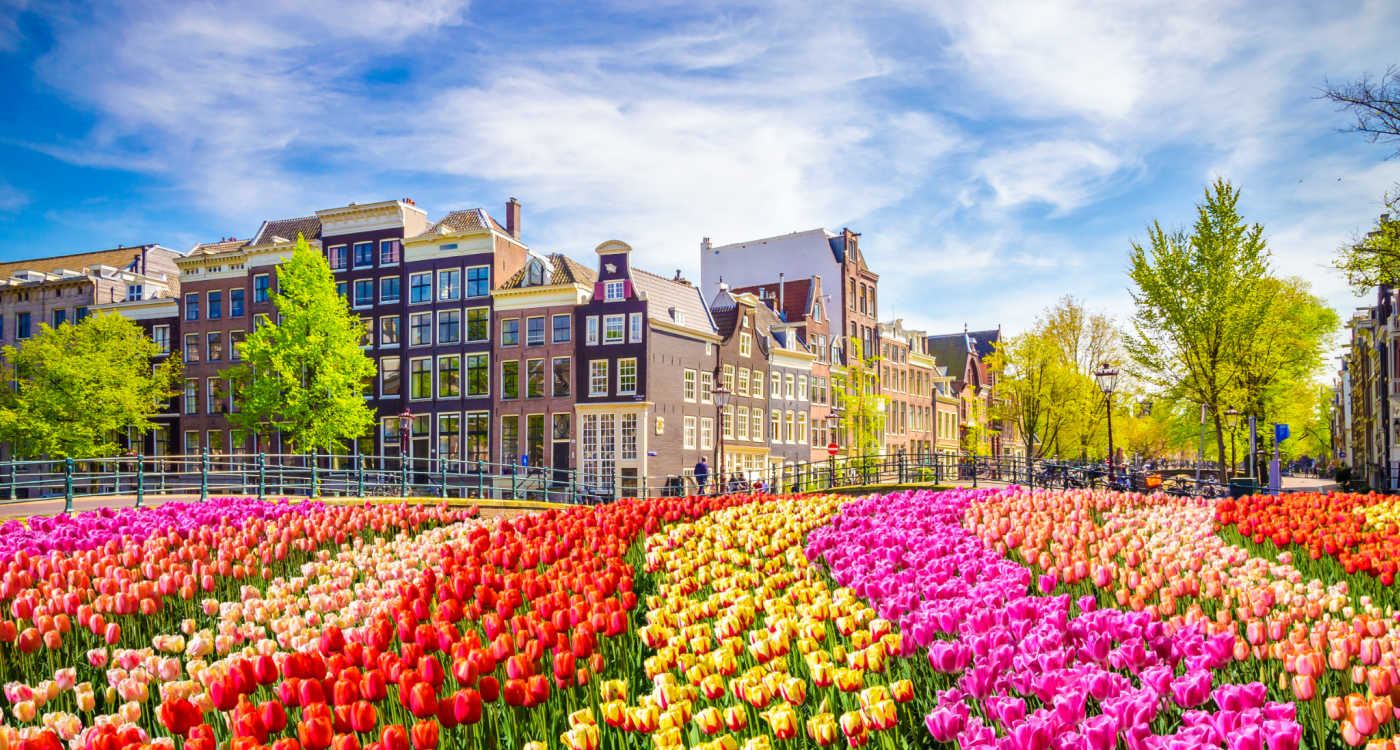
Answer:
[1275,423,1290,443]
[827,442,840,456]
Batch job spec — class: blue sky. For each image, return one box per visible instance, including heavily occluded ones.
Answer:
[1,0,1398,341]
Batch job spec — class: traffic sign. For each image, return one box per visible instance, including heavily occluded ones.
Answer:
[827,442,840,456]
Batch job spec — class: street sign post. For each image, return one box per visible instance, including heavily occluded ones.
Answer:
[1269,423,1288,494]
[827,442,840,456]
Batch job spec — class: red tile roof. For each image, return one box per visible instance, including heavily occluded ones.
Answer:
[731,278,814,324]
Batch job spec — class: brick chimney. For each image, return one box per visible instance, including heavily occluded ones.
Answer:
[505,197,522,240]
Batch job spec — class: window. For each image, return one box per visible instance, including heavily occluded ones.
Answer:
[230,331,244,361]
[682,369,697,402]
[126,285,142,302]
[207,332,223,361]
[501,360,520,399]
[771,372,782,398]
[409,358,432,400]
[438,269,461,301]
[409,272,432,304]
[737,368,749,397]
[618,358,637,395]
[740,331,752,357]
[526,316,546,346]
[380,315,400,347]
[527,414,546,468]
[526,358,545,398]
[204,291,221,320]
[438,355,461,398]
[700,418,714,450]
[553,413,571,443]
[466,411,489,461]
[409,312,432,346]
[771,410,781,443]
[620,414,638,460]
[378,276,400,304]
[183,333,200,363]
[230,288,245,317]
[328,245,347,270]
[785,373,796,399]
[683,416,697,450]
[785,411,795,442]
[552,357,571,397]
[722,364,735,392]
[466,353,489,397]
[501,318,519,346]
[736,406,749,441]
[437,310,461,345]
[184,293,199,321]
[700,371,713,403]
[438,413,460,462]
[604,280,624,301]
[798,413,808,444]
[751,410,763,442]
[501,415,519,465]
[629,313,643,343]
[380,357,401,396]
[52,309,66,328]
[336,281,348,299]
[353,242,373,268]
[466,266,490,297]
[254,274,271,303]
[589,360,608,396]
[586,316,599,345]
[380,239,400,266]
[603,314,624,344]
[354,280,374,308]
[184,380,198,415]
[75,307,88,322]
[722,405,734,439]
[552,314,571,343]
[207,377,223,414]
[152,325,170,353]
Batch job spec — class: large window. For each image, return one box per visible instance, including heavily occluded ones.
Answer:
[736,405,749,441]
[618,358,637,395]
[604,280,624,301]
[437,310,461,345]
[466,266,490,297]
[254,274,270,303]
[737,368,749,397]
[380,357,401,396]
[184,333,200,363]
[438,269,461,301]
[682,369,696,402]
[526,316,546,347]
[740,332,752,357]
[771,410,781,443]
[501,360,520,400]
[230,288,245,317]
[184,380,198,415]
[184,293,199,321]
[353,241,373,268]
[16,313,28,339]
[354,279,374,308]
[467,308,489,342]
[409,358,432,400]
[700,371,713,403]
[629,313,643,343]
[409,312,432,346]
[152,325,170,353]
[552,357,571,397]
[501,318,519,346]
[589,360,608,396]
[230,330,244,361]
[620,413,638,460]
[751,409,763,442]
[501,415,520,466]
[586,316,599,345]
[552,314,571,343]
[438,355,461,398]
[438,414,460,462]
[785,373,796,399]
[409,272,432,304]
[722,405,733,439]
[527,414,546,468]
[207,332,223,361]
[797,413,808,444]
[328,245,347,270]
[722,364,734,392]
[603,314,624,344]
[466,411,489,462]
[526,358,545,398]
[700,417,713,450]
[208,291,222,319]
[206,377,223,414]
[785,411,795,442]
[466,354,488,397]
[380,239,400,266]
[380,276,400,304]
[798,376,809,401]
[380,315,400,347]
[683,416,697,450]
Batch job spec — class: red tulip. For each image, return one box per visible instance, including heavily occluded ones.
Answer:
[298,716,334,750]
[410,721,438,750]
[478,676,499,703]
[452,689,483,726]
[271,738,301,750]
[333,679,360,706]
[261,700,289,733]
[332,735,362,750]
[211,677,240,712]
[350,701,378,733]
[408,682,438,719]
[380,724,410,750]
[159,697,201,736]
[526,674,550,706]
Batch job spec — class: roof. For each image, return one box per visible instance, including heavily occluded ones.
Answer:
[926,329,1000,384]
[633,267,716,336]
[251,216,321,246]
[499,253,597,289]
[731,277,814,324]
[421,208,509,237]
[0,245,160,280]
[188,238,247,257]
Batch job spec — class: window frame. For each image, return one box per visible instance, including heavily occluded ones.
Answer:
[552,314,571,343]
[617,357,637,395]
[588,359,608,396]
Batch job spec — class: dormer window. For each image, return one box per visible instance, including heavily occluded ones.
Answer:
[527,260,545,286]
[670,307,685,326]
[604,280,624,301]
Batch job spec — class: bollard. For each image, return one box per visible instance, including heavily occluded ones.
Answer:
[439,457,447,498]
[401,457,409,498]
[257,453,266,500]
[356,453,365,498]
[310,453,319,499]
[64,458,74,513]
[136,455,145,507]
[200,450,209,501]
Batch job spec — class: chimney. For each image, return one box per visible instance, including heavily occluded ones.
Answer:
[778,273,785,322]
[505,197,522,240]
[701,237,711,253]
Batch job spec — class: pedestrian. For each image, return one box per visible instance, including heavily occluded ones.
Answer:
[694,456,709,496]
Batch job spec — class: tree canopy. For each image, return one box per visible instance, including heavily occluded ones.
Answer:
[0,313,181,459]
[224,234,376,453]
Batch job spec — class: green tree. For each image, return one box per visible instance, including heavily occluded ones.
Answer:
[1335,200,1400,292]
[988,331,1074,459]
[1126,179,1273,475]
[225,234,376,453]
[0,313,181,458]
[835,337,885,458]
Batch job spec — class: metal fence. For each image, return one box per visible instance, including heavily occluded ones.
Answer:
[0,451,1259,512]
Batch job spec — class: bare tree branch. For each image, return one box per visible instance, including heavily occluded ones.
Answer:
[1322,65,1400,158]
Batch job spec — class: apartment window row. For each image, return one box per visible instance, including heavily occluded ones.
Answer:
[183,288,247,321]
[498,357,573,400]
[584,313,644,345]
[586,358,638,397]
[182,377,239,416]
[181,330,245,364]
[500,314,572,347]
[327,239,402,271]
[382,353,491,400]
[385,267,491,304]
[681,415,716,451]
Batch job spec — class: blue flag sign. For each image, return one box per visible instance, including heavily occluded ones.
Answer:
[1274,424,1289,444]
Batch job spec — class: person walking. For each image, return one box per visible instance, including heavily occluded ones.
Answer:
[694,457,710,496]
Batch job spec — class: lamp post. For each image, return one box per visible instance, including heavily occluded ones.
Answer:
[825,407,843,488]
[1094,363,1119,481]
[713,385,731,495]
[1225,408,1241,477]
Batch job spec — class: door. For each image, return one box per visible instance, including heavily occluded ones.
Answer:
[552,442,570,487]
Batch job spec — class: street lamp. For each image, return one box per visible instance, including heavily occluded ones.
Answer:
[1225,408,1241,476]
[1094,363,1119,481]
[713,385,732,495]
[825,407,844,488]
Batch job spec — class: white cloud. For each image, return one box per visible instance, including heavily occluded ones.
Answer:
[0,180,28,213]
[975,139,1133,214]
